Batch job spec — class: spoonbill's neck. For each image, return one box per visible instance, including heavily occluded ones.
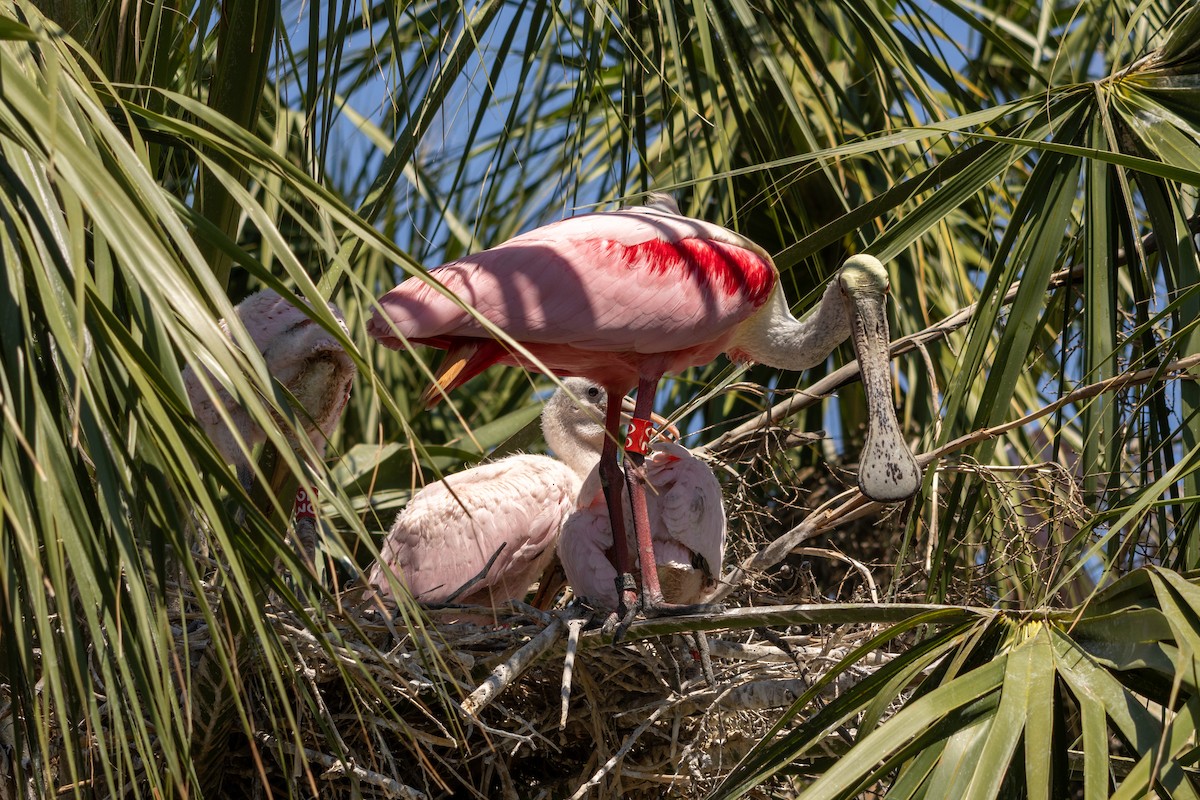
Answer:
[730,281,852,370]
[729,254,923,502]
[541,412,605,480]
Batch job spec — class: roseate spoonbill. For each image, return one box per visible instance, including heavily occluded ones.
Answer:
[183,288,355,513]
[368,195,920,620]
[366,379,672,610]
[560,439,725,610]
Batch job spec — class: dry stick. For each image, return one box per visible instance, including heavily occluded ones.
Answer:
[460,608,585,717]
[914,340,943,572]
[711,502,845,603]
[705,638,792,663]
[922,352,1200,465]
[713,353,1200,597]
[704,637,894,665]
[575,662,612,770]
[795,547,880,603]
[694,631,716,686]
[560,615,586,730]
[442,543,507,603]
[568,704,671,800]
[255,733,427,800]
[670,678,813,716]
[692,264,1082,459]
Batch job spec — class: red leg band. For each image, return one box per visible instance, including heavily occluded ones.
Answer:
[624,418,654,455]
[294,487,317,520]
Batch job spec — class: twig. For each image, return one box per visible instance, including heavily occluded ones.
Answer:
[560,615,586,730]
[695,212,1200,459]
[689,262,1072,458]
[462,714,537,746]
[922,353,1200,464]
[700,275,1045,455]
[704,638,792,663]
[712,499,858,602]
[460,608,584,717]
[693,632,715,686]
[671,678,812,715]
[915,341,942,572]
[568,704,670,799]
[255,733,427,800]
[712,353,1200,599]
[704,637,895,665]
[794,547,879,604]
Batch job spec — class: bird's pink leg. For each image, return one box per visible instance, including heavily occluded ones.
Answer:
[624,376,667,609]
[599,386,639,622]
[620,376,725,628]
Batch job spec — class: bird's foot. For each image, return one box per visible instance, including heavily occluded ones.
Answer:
[610,604,639,642]
[607,573,641,642]
[596,611,617,635]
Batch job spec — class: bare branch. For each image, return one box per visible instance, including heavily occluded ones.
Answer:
[255,733,428,800]
[460,608,587,717]
[924,353,1200,463]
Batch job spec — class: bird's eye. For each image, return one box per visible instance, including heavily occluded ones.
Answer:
[587,387,600,398]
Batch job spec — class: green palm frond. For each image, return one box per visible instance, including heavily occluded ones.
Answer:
[714,566,1200,799]
[0,3,435,795]
[4,0,1200,795]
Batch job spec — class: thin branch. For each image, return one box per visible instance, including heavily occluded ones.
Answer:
[704,637,897,665]
[923,352,1200,464]
[460,608,585,717]
[671,678,810,715]
[560,616,586,730]
[712,354,1199,595]
[443,543,507,603]
[255,733,428,800]
[568,704,670,799]
[795,547,880,603]
[915,340,943,572]
[712,493,886,602]
[693,263,1084,457]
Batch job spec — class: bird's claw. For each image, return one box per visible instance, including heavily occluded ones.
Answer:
[610,603,639,642]
[609,572,640,642]
[598,611,619,637]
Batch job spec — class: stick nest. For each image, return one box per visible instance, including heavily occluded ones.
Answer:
[227,592,896,799]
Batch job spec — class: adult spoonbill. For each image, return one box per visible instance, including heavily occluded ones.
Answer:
[368,195,920,619]
[560,439,725,611]
[183,288,355,513]
[367,379,673,610]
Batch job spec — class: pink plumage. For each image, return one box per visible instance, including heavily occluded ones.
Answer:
[183,289,355,469]
[367,199,776,391]
[560,441,726,609]
[368,455,579,606]
[369,194,918,621]
[368,379,613,609]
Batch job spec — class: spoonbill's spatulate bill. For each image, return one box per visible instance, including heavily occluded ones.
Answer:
[369,195,919,620]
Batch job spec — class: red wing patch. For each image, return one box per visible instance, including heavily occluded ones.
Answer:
[624,238,775,306]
